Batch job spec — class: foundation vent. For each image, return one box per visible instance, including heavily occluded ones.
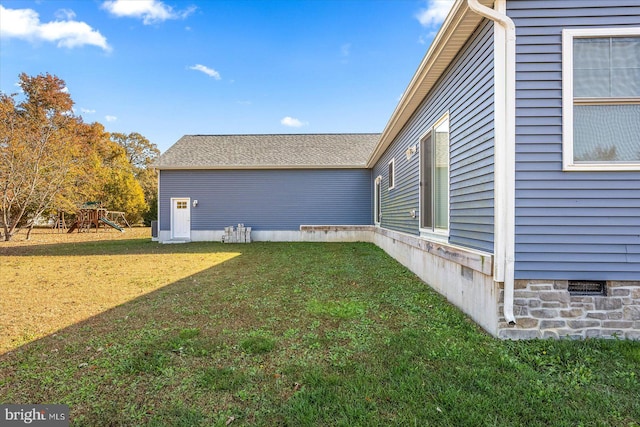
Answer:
[568,280,606,296]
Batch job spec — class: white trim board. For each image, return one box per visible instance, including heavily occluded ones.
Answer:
[561,27,640,172]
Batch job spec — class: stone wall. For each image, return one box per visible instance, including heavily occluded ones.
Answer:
[498,280,640,340]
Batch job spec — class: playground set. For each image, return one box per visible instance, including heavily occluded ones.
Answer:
[52,202,130,233]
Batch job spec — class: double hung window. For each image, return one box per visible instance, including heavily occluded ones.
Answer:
[562,28,640,170]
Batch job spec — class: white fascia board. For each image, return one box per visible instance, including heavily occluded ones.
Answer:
[366,0,491,168]
[562,27,640,172]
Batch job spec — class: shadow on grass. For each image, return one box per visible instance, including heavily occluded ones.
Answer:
[0,241,401,424]
[1,241,639,426]
[0,237,254,354]
[0,243,257,422]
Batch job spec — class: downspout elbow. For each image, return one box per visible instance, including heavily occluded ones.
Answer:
[467,0,515,34]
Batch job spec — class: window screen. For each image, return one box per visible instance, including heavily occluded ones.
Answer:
[572,36,640,164]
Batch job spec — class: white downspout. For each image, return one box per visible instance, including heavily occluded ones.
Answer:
[467,0,516,325]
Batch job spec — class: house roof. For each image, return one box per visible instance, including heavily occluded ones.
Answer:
[156,1,493,171]
[153,133,381,170]
[366,0,493,167]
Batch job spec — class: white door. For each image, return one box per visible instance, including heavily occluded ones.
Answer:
[171,198,191,239]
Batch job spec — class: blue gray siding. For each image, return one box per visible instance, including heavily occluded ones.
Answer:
[509,0,640,280]
[373,20,495,252]
[159,169,372,231]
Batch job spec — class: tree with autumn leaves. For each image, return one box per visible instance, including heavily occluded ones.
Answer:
[0,73,158,241]
[110,132,160,226]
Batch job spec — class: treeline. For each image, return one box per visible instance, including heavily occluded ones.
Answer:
[0,73,159,241]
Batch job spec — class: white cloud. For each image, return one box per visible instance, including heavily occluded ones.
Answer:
[415,0,454,27]
[105,115,117,122]
[281,116,307,128]
[102,0,196,25]
[0,5,110,51]
[1,6,40,38]
[54,9,76,20]
[189,64,221,80]
[81,108,96,114]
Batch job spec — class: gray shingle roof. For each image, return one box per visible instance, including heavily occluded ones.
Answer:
[153,134,381,169]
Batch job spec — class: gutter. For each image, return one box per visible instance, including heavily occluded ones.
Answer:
[151,164,369,171]
[467,0,516,325]
[366,0,481,168]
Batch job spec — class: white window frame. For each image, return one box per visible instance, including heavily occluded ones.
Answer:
[562,27,640,171]
[374,175,382,225]
[388,158,395,190]
[419,112,450,240]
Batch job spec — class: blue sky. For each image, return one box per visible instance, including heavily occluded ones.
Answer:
[1,0,453,152]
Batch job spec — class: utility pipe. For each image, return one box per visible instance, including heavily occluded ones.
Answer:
[467,0,516,325]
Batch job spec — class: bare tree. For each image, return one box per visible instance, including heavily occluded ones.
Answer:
[0,73,78,240]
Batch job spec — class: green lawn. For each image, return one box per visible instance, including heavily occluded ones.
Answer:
[1,237,639,426]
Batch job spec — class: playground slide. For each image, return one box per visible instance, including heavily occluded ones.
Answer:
[67,221,78,233]
[99,217,125,232]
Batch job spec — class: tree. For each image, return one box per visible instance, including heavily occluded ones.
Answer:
[94,137,148,224]
[100,168,147,222]
[138,167,158,226]
[0,73,80,240]
[1,73,157,239]
[111,132,159,225]
[68,123,148,225]
[110,132,159,170]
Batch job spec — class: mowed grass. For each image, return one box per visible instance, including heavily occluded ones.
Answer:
[1,231,639,426]
[0,228,240,352]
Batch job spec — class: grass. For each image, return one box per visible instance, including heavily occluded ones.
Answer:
[0,228,240,352]
[1,230,639,426]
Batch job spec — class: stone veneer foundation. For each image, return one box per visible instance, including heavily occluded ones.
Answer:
[498,280,640,340]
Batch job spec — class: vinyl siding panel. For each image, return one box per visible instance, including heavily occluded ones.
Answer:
[509,0,640,281]
[372,20,495,252]
[158,169,371,231]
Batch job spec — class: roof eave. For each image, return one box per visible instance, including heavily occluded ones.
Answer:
[153,164,370,170]
[366,0,492,167]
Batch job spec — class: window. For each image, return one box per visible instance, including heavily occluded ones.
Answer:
[420,114,450,236]
[562,28,640,170]
[374,175,382,224]
[388,158,395,190]
[176,201,188,209]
